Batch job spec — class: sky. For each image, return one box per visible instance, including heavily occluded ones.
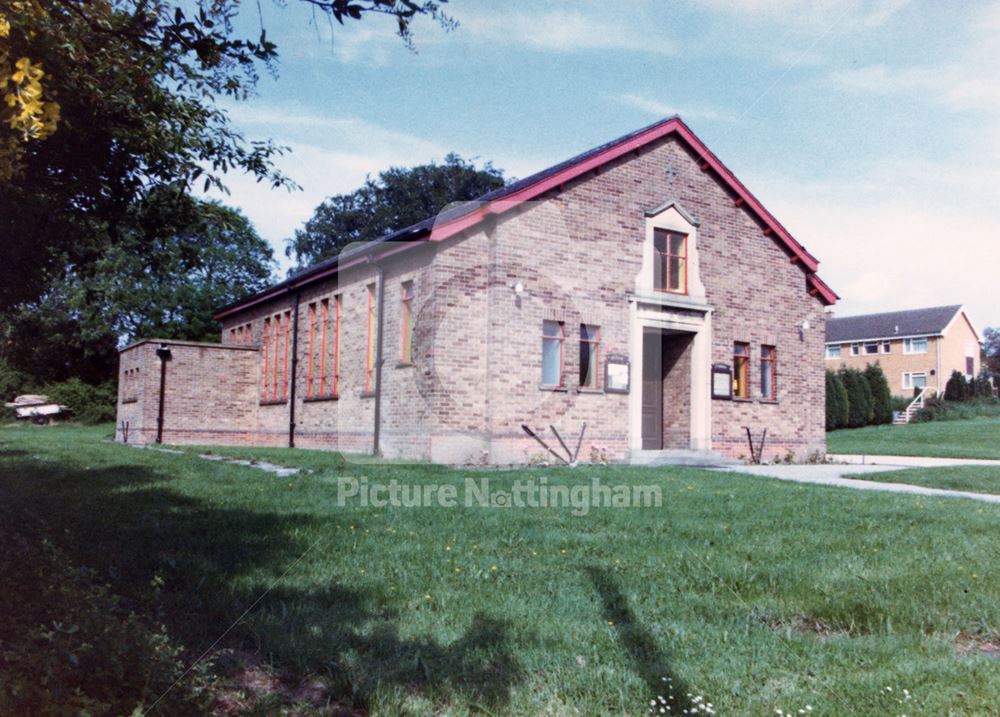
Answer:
[207,0,1000,330]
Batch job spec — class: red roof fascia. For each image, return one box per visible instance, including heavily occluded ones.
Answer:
[808,274,839,306]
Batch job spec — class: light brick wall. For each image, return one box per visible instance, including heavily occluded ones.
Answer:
[118,133,829,462]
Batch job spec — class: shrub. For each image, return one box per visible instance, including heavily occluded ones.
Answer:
[41,378,117,424]
[945,370,968,402]
[840,368,873,428]
[863,363,893,425]
[913,397,1000,423]
[825,370,849,431]
[0,529,214,716]
[890,396,911,414]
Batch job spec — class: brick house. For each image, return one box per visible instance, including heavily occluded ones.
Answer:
[825,305,981,397]
[115,116,838,463]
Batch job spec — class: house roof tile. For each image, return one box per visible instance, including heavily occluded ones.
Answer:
[826,305,965,343]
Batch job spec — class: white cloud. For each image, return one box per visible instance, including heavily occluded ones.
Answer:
[694,0,910,30]
[754,169,1000,328]
[452,7,675,54]
[617,93,728,122]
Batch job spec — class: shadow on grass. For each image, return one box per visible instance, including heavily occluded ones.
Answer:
[0,456,523,713]
[586,566,693,712]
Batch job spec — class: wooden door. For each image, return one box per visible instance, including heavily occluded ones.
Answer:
[641,331,663,450]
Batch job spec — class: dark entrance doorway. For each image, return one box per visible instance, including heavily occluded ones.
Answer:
[641,329,694,450]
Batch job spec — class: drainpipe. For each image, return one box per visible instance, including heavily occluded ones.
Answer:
[288,292,301,448]
[368,256,385,456]
[154,344,172,443]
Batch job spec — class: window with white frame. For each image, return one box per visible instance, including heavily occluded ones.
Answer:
[882,341,891,353]
[850,343,860,356]
[902,371,928,389]
[903,337,928,354]
[863,342,879,355]
[825,345,841,360]
[541,320,565,387]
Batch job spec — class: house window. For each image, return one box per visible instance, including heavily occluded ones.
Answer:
[541,320,565,387]
[282,310,290,401]
[401,281,414,364]
[966,356,975,377]
[760,345,776,400]
[653,229,687,294]
[864,342,879,355]
[850,343,860,356]
[307,302,317,398]
[825,344,841,360]
[365,284,377,393]
[579,324,600,389]
[261,312,289,402]
[306,298,335,399]
[882,341,891,353]
[902,372,928,390]
[733,342,750,399]
[903,337,928,354]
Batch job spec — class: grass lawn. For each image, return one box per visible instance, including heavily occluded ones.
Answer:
[827,416,1000,459]
[854,465,1000,496]
[2,424,1000,716]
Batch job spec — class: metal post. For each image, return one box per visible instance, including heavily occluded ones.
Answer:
[155,344,172,444]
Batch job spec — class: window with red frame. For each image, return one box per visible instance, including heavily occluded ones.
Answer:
[261,317,271,400]
[401,281,414,364]
[306,302,317,398]
[306,298,335,399]
[365,284,376,393]
[330,296,341,397]
[541,320,565,387]
[733,342,750,399]
[760,345,776,400]
[653,229,688,294]
[579,324,600,389]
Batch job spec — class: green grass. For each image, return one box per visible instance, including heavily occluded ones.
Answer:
[855,465,1000,496]
[828,417,1000,459]
[3,424,1000,716]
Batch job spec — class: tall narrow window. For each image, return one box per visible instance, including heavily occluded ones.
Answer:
[262,317,271,400]
[306,302,316,398]
[245,324,253,346]
[653,229,688,294]
[272,313,281,401]
[579,324,600,389]
[319,298,329,395]
[760,345,776,400]
[365,284,376,393]
[282,310,291,401]
[733,342,750,399]
[230,327,237,345]
[541,320,565,387]
[332,295,342,397]
[401,280,414,364]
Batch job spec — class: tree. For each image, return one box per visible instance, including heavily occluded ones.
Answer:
[983,326,1000,374]
[825,369,849,431]
[863,363,893,425]
[0,190,274,387]
[84,187,275,343]
[840,368,872,428]
[0,0,455,312]
[288,153,506,267]
[945,369,968,402]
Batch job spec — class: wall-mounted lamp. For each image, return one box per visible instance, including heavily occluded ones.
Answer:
[510,281,524,295]
[798,319,810,341]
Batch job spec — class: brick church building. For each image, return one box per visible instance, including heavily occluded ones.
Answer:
[116,116,838,463]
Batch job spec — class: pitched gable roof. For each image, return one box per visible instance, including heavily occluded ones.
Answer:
[217,116,838,319]
[826,305,966,343]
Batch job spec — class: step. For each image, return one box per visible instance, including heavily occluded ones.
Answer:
[629,449,739,467]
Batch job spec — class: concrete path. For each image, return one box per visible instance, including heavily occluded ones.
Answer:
[828,453,1000,467]
[714,458,1000,505]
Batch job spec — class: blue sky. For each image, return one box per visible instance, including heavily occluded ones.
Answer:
[209,0,1000,330]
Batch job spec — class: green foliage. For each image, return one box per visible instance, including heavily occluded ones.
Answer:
[828,415,1000,459]
[983,326,1000,373]
[0,357,29,403]
[945,369,968,402]
[86,187,275,343]
[863,363,893,425]
[825,369,849,430]
[41,378,117,424]
[913,397,1000,424]
[0,526,212,716]
[288,153,507,267]
[839,367,873,428]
